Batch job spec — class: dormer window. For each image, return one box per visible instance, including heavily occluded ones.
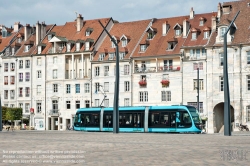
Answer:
[48,32,55,41]
[17,37,22,43]
[192,32,197,40]
[85,38,94,51]
[24,45,30,52]
[48,34,52,40]
[199,20,204,26]
[120,35,129,47]
[119,52,125,60]
[204,31,210,39]
[140,44,147,52]
[98,53,105,61]
[220,27,226,37]
[167,42,177,50]
[86,31,90,36]
[223,5,231,14]
[85,27,93,36]
[38,46,42,54]
[122,39,127,47]
[109,53,114,60]
[67,43,71,52]
[146,27,157,40]
[2,28,7,38]
[76,43,80,51]
[85,42,90,51]
[173,23,182,36]
[111,39,116,48]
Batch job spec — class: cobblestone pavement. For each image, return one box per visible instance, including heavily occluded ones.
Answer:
[0,130,249,166]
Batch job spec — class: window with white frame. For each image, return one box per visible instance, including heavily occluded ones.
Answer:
[119,52,125,60]
[109,53,115,60]
[76,100,80,109]
[85,42,90,51]
[161,91,171,101]
[220,27,226,37]
[12,47,15,55]
[199,20,204,26]
[19,88,23,97]
[37,57,41,66]
[4,90,8,99]
[67,43,71,52]
[76,43,80,51]
[124,65,129,75]
[37,103,42,113]
[99,53,105,61]
[220,53,224,66]
[247,75,250,91]
[10,63,15,71]
[52,100,58,111]
[193,79,204,90]
[19,103,23,109]
[111,39,116,48]
[175,29,181,36]
[104,66,109,76]
[124,81,130,92]
[19,73,23,82]
[4,76,8,85]
[104,82,109,92]
[124,98,130,106]
[95,83,100,93]
[95,67,100,76]
[192,32,197,40]
[204,31,210,39]
[220,76,224,91]
[53,69,57,79]
[202,48,207,56]
[95,99,99,107]
[190,49,194,57]
[122,39,127,47]
[25,87,30,97]
[196,49,200,58]
[193,62,203,70]
[37,70,42,78]
[66,84,71,93]
[19,60,23,69]
[140,45,147,52]
[10,76,15,84]
[53,56,57,64]
[247,51,250,64]
[10,90,15,99]
[187,102,203,113]
[75,84,80,93]
[139,91,148,102]
[25,103,30,113]
[66,101,71,109]
[25,72,30,81]
[104,99,109,107]
[24,45,30,52]
[53,84,58,93]
[37,85,42,95]
[84,83,90,93]
[26,60,30,68]
[38,46,42,54]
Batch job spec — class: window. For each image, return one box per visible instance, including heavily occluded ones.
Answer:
[85,100,90,108]
[199,20,204,26]
[220,53,224,66]
[95,99,99,107]
[53,57,57,64]
[193,79,204,90]
[53,84,58,93]
[19,103,23,109]
[247,75,250,91]
[147,30,155,39]
[161,91,171,101]
[10,90,15,99]
[75,84,80,93]
[48,34,52,40]
[19,73,23,82]
[119,52,125,60]
[19,60,23,69]
[4,63,8,72]
[124,65,129,75]
[109,53,114,60]
[66,84,71,93]
[192,32,197,40]
[25,103,30,113]
[247,51,250,64]
[175,29,181,36]
[202,48,207,56]
[111,39,116,48]
[52,100,58,112]
[67,43,71,52]
[66,101,71,109]
[95,83,100,93]
[86,31,90,36]
[25,87,30,97]
[220,76,224,91]
[84,83,90,93]
[37,103,42,113]
[124,81,130,92]
[37,85,42,95]
[37,58,41,66]
[26,72,30,81]
[95,67,100,76]
[193,62,203,70]
[10,76,15,85]
[37,70,42,78]
[10,63,15,71]
[26,60,30,68]
[167,42,177,50]
[122,39,127,47]
[124,98,130,106]
[4,90,8,99]
[104,82,109,92]
[19,88,23,97]
[220,27,226,37]
[204,31,210,39]
[24,45,30,52]
[76,43,80,51]
[247,106,250,122]
[104,66,109,76]
[190,49,194,57]
[98,54,105,61]
[4,76,8,85]
[140,45,147,52]
[76,101,80,109]
[53,69,57,79]
[139,91,148,102]
[104,99,109,107]
[38,46,42,54]
[187,102,203,113]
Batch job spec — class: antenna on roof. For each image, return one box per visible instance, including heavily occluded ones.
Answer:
[74,11,78,18]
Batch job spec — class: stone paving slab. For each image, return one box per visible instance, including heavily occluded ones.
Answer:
[0,130,250,166]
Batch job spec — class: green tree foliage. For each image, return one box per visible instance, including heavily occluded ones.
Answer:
[5,107,22,121]
[1,106,8,120]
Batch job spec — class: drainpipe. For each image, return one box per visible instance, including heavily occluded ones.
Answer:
[45,54,47,130]
[239,45,242,124]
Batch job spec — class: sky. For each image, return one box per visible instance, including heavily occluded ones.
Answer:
[1,0,232,28]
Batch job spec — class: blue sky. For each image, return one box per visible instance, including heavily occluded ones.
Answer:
[1,0,231,27]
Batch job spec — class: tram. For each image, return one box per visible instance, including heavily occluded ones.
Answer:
[73,105,202,133]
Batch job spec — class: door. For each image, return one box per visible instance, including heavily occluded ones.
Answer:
[103,114,112,131]
[170,112,177,131]
[133,113,143,131]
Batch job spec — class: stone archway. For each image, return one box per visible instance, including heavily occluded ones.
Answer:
[213,103,234,133]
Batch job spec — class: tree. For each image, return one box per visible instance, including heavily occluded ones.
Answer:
[5,107,22,124]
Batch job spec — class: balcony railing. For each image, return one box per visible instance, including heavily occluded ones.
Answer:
[134,65,181,73]
[49,109,59,116]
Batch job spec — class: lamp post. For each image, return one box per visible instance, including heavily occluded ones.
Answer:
[0,64,2,131]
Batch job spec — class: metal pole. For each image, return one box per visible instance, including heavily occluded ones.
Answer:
[223,11,240,136]
[197,68,199,113]
[99,20,119,133]
[0,96,2,131]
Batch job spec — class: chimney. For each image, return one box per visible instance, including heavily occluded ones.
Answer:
[24,24,31,41]
[41,21,46,41]
[217,3,222,18]
[14,22,21,32]
[36,21,41,45]
[211,16,217,31]
[183,19,189,38]
[77,14,83,32]
[162,21,167,36]
[190,7,194,19]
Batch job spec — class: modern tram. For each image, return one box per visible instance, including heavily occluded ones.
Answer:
[73,105,203,133]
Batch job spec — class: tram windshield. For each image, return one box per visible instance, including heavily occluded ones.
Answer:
[187,106,202,124]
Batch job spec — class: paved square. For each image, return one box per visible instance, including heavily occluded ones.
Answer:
[0,130,250,165]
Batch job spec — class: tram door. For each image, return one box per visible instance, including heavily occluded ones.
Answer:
[104,114,112,130]
[170,112,177,131]
[133,113,143,130]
